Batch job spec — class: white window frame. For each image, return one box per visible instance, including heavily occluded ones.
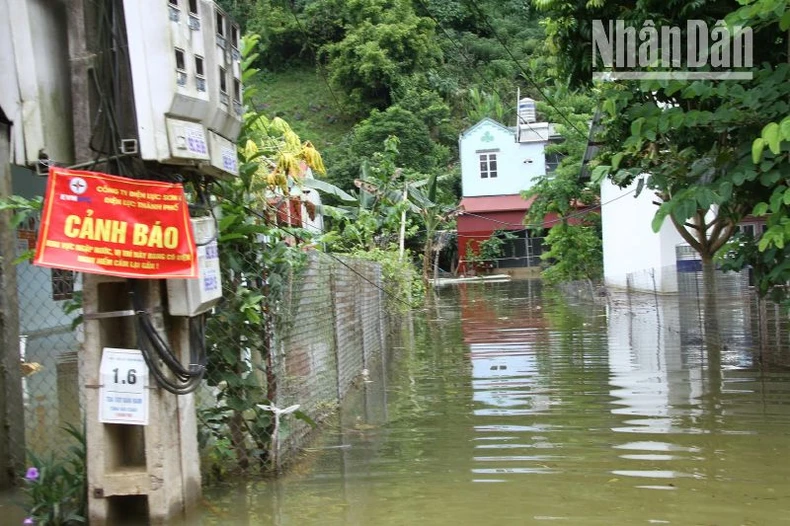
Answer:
[478,151,498,179]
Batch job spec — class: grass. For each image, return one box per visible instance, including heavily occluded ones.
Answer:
[250,66,356,150]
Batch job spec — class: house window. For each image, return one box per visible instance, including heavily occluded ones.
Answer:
[738,224,756,237]
[187,0,200,29]
[175,48,186,86]
[233,78,241,102]
[479,152,498,178]
[51,269,75,301]
[216,10,225,37]
[175,48,186,71]
[219,66,229,105]
[195,55,206,92]
[168,0,180,21]
[231,24,239,49]
[219,67,227,93]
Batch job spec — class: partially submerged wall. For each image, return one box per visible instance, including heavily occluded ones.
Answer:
[273,253,398,464]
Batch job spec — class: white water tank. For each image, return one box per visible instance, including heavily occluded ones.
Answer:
[518,97,536,124]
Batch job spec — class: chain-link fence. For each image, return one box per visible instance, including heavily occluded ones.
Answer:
[577,263,790,370]
[197,250,406,475]
[13,256,84,463]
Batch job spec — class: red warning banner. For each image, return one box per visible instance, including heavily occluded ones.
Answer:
[33,167,198,279]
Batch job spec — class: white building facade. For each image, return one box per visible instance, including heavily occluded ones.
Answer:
[600,178,686,293]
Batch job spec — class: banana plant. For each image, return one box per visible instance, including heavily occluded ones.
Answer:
[354,166,457,283]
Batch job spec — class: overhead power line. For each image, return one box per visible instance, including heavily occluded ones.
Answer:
[464,0,589,139]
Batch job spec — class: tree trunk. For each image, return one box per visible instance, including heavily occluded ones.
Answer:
[701,254,717,300]
[701,252,721,348]
[422,236,433,285]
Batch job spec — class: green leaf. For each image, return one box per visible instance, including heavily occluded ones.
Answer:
[672,199,697,223]
[301,178,357,203]
[630,118,644,138]
[219,233,246,242]
[591,165,611,183]
[651,204,671,233]
[752,202,769,216]
[218,213,238,231]
[293,410,318,428]
[781,9,790,30]
[762,122,782,154]
[635,177,645,197]
[695,187,719,210]
[611,152,624,170]
[752,137,765,163]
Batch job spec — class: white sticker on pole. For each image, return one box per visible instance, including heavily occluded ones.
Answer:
[99,348,149,426]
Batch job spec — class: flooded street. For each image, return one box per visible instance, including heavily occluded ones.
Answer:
[203,280,790,525]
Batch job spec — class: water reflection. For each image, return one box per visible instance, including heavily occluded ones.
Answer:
[202,280,790,525]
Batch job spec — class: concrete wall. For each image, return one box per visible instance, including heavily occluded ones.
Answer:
[601,178,686,293]
[459,118,546,197]
[0,0,73,166]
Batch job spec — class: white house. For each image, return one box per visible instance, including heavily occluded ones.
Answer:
[459,117,552,198]
[456,99,560,272]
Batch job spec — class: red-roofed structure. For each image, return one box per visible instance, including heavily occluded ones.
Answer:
[457,194,567,273]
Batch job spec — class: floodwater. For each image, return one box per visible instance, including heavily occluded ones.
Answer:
[202,279,790,525]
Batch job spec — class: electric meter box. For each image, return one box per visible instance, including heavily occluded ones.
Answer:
[167,216,222,316]
[166,118,210,162]
[201,131,238,177]
[122,0,240,177]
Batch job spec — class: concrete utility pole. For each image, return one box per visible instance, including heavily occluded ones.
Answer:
[67,0,201,523]
[0,113,26,489]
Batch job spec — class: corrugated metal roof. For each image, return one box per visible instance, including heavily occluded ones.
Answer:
[459,194,536,213]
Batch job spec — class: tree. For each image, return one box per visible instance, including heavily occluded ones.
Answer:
[537,0,788,292]
[326,105,449,192]
[315,0,442,112]
[203,34,324,473]
[521,89,601,283]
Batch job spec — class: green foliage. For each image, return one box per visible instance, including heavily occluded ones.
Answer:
[201,34,312,476]
[540,222,603,285]
[479,230,516,261]
[347,247,424,311]
[245,0,306,70]
[466,230,517,272]
[719,1,790,301]
[324,135,452,286]
[249,67,353,151]
[326,106,449,193]
[23,425,86,526]
[314,0,442,112]
[0,195,43,263]
[465,88,507,124]
[391,76,456,145]
[540,0,788,273]
[523,88,597,228]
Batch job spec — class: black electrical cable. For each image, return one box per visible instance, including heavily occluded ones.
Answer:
[130,280,206,395]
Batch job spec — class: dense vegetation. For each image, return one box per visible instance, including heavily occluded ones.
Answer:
[217,0,600,279]
[217,0,790,296]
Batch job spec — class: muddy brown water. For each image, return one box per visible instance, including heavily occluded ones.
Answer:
[201,280,790,525]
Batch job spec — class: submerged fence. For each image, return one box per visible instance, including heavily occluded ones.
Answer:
[562,263,790,370]
[197,250,406,473]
